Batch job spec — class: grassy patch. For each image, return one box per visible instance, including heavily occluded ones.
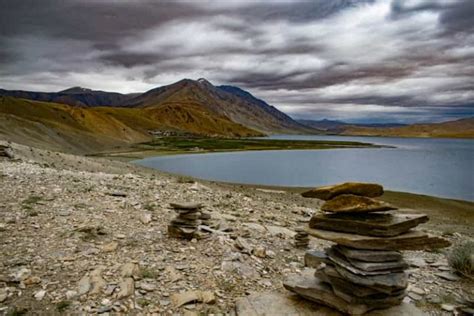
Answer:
[448,241,474,278]
[138,136,375,154]
[141,267,159,279]
[56,300,71,312]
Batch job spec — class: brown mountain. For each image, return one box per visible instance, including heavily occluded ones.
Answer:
[0,78,315,135]
[124,78,314,134]
[339,118,474,138]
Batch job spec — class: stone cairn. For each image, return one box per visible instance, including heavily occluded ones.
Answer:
[294,227,309,248]
[284,182,451,315]
[168,202,203,239]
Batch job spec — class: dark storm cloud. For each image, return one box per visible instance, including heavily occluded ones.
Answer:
[0,0,473,123]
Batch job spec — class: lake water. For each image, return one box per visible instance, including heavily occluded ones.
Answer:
[134,135,474,201]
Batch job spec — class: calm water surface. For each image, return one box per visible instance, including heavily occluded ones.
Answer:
[134,135,474,201]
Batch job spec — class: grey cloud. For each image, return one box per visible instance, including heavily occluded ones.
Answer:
[0,0,473,123]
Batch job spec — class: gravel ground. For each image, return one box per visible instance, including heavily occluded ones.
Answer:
[0,141,472,315]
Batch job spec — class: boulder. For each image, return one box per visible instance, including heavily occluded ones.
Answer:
[321,195,396,213]
[302,182,384,200]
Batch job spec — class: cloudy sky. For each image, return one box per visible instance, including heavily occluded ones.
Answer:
[0,0,473,123]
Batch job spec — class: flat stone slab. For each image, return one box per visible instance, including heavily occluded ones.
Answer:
[305,228,451,251]
[336,246,402,263]
[235,292,425,316]
[284,272,372,315]
[333,264,407,294]
[321,195,396,213]
[302,182,384,200]
[327,247,407,275]
[309,213,429,237]
[323,266,404,296]
[318,266,383,297]
[169,202,203,210]
[315,269,406,308]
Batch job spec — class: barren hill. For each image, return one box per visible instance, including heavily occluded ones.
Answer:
[0,96,260,153]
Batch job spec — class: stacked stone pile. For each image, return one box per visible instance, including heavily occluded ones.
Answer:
[168,202,203,239]
[294,227,309,248]
[284,182,451,315]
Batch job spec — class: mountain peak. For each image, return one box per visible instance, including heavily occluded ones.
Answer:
[59,86,94,94]
[196,78,214,88]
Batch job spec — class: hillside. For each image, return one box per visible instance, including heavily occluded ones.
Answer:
[0,96,261,153]
[0,79,316,135]
[116,78,315,134]
[339,118,474,138]
[0,87,136,107]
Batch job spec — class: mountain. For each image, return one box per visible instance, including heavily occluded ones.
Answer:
[339,118,474,138]
[0,95,261,153]
[124,78,314,134]
[298,119,406,131]
[0,79,316,134]
[0,87,136,107]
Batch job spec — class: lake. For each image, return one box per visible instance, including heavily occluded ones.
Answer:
[134,135,474,201]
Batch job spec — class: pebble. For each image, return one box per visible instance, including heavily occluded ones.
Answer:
[34,290,46,301]
[441,304,455,312]
[0,288,7,303]
[66,290,77,299]
[435,272,461,281]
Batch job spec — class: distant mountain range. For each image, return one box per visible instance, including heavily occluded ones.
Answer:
[297,119,407,131]
[0,79,312,134]
[0,79,472,153]
[0,78,316,152]
[336,118,474,138]
[298,118,474,138]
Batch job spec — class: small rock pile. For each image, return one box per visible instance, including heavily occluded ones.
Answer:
[294,227,309,248]
[285,182,451,315]
[168,202,203,239]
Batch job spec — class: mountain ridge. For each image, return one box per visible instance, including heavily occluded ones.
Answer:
[0,78,315,134]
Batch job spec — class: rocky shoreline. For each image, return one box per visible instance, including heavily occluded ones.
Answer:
[0,141,473,315]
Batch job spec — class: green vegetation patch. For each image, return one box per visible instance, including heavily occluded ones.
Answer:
[448,241,474,279]
[138,136,376,154]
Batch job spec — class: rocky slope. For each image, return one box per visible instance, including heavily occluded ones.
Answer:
[0,141,472,315]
